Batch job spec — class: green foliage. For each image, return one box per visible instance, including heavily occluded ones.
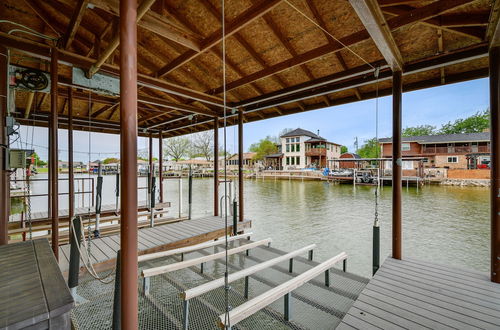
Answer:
[32,152,46,166]
[340,146,348,154]
[357,138,379,159]
[249,137,278,160]
[164,137,191,161]
[103,157,119,164]
[439,109,489,134]
[137,156,157,161]
[403,125,437,137]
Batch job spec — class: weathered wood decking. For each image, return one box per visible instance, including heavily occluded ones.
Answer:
[338,257,500,329]
[58,216,251,274]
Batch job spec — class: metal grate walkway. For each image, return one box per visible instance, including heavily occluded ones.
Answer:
[71,240,368,329]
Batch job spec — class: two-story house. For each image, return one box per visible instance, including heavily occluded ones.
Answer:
[378,132,491,170]
[280,128,341,170]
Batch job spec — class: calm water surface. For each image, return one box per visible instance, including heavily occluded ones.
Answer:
[25,174,489,278]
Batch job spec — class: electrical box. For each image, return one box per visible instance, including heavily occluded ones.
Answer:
[9,149,27,169]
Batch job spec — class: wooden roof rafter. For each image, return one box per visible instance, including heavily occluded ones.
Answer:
[349,0,404,71]
[64,0,90,49]
[209,0,477,95]
[155,0,284,78]
[488,0,500,47]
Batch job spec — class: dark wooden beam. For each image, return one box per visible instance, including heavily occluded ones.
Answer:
[210,0,475,94]
[64,0,90,49]
[155,0,284,77]
[349,0,404,71]
[488,0,500,47]
[22,0,61,37]
[0,32,225,107]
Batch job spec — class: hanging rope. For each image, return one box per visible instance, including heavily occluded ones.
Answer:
[221,0,231,327]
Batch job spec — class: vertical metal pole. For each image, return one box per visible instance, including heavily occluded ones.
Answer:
[238,110,244,223]
[214,118,219,216]
[284,293,292,321]
[112,250,121,330]
[148,132,153,208]
[159,132,164,203]
[182,300,190,330]
[119,0,139,327]
[490,45,500,283]
[49,47,59,259]
[244,275,249,298]
[68,87,75,221]
[188,166,193,219]
[373,222,380,275]
[0,45,9,245]
[392,70,403,260]
[232,200,237,235]
[178,178,182,218]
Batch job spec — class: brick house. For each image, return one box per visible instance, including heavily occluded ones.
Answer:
[378,132,491,170]
[280,128,341,170]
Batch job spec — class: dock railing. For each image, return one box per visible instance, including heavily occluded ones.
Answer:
[217,251,348,329]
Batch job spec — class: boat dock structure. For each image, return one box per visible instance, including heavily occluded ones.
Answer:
[1,0,500,329]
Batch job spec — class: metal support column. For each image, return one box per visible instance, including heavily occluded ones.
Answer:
[0,45,9,245]
[214,118,219,216]
[159,132,163,203]
[49,47,59,259]
[238,110,244,223]
[392,70,402,260]
[68,87,74,221]
[148,132,153,207]
[119,0,139,327]
[490,45,500,283]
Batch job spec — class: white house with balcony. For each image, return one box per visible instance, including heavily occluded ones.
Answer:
[280,128,341,170]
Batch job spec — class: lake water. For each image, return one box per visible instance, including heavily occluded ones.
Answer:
[22,173,490,278]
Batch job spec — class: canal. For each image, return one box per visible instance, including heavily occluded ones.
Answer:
[22,174,489,278]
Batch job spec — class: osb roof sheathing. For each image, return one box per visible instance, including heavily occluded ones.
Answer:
[0,0,495,138]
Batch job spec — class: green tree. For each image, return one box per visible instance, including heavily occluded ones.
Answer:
[403,125,437,136]
[103,157,119,164]
[439,109,489,134]
[163,137,191,161]
[357,138,379,158]
[340,146,348,154]
[32,152,46,166]
[249,137,278,160]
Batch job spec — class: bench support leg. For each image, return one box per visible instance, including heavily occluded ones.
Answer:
[288,258,293,273]
[244,276,249,299]
[142,277,150,296]
[324,269,330,287]
[182,300,189,330]
[284,293,292,321]
[308,250,313,261]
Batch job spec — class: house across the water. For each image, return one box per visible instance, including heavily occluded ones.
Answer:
[379,132,491,171]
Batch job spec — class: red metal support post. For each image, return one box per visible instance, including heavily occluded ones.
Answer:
[490,45,500,283]
[238,110,244,223]
[0,45,8,245]
[149,132,153,205]
[49,47,59,259]
[159,132,163,203]
[119,0,139,328]
[392,70,402,260]
[214,118,219,216]
[68,87,74,221]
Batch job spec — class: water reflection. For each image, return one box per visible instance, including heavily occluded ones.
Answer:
[25,174,489,277]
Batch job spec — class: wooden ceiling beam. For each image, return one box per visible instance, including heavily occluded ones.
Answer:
[304,1,362,100]
[349,0,404,71]
[64,0,90,49]
[22,0,61,37]
[0,32,224,107]
[382,6,485,40]
[209,0,475,94]
[155,0,284,77]
[439,13,490,27]
[378,0,425,7]
[487,0,500,47]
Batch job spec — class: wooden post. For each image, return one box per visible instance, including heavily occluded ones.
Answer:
[49,47,59,259]
[392,70,402,260]
[238,110,244,223]
[159,132,163,203]
[119,0,139,328]
[0,45,8,245]
[490,45,500,283]
[68,87,75,221]
[214,118,219,216]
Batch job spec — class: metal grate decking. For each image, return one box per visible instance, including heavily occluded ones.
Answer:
[58,216,252,274]
[71,240,369,329]
[337,257,500,329]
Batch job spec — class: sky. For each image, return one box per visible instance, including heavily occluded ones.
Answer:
[13,78,490,162]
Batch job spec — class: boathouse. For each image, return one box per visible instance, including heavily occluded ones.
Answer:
[1,0,500,329]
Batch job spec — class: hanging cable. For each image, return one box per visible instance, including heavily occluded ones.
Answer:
[283,0,375,69]
[374,67,380,227]
[221,0,231,327]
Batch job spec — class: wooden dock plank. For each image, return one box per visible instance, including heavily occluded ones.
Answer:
[58,216,252,274]
[337,258,500,330]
